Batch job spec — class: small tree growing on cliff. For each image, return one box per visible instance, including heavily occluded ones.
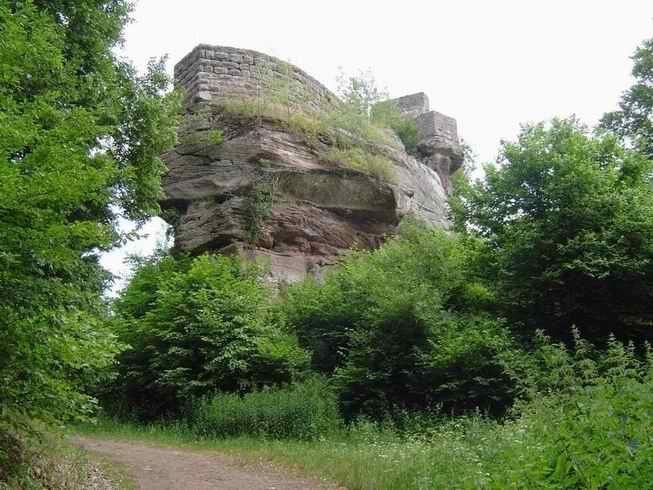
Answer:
[271,61,294,122]
[334,69,418,152]
[254,62,275,125]
[336,69,388,120]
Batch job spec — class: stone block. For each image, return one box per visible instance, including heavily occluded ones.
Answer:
[387,92,430,119]
[174,44,339,113]
[415,110,458,145]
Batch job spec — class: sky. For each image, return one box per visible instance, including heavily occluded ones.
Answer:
[100,0,653,292]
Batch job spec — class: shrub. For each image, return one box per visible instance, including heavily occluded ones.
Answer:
[107,254,310,419]
[324,147,396,182]
[285,222,519,418]
[305,335,653,488]
[476,334,653,488]
[372,100,419,152]
[190,377,343,440]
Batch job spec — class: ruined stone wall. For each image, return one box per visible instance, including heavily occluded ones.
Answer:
[386,93,464,187]
[392,92,431,119]
[174,44,339,112]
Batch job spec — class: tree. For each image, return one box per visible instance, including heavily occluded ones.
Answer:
[0,0,180,434]
[108,254,309,419]
[601,35,653,157]
[285,223,517,418]
[333,69,418,152]
[452,119,653,343]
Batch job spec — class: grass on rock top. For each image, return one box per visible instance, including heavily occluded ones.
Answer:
[208,96,414,183]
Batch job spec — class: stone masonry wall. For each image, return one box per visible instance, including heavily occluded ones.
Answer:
[392,92,431,119]
[386,93,464,188]
[174,44,339,112]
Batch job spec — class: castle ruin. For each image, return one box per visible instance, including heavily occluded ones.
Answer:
[161,45,464,282]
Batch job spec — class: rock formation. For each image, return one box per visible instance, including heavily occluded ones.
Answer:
[161,45,464,282]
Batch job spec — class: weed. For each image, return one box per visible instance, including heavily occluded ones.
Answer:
[244,174,279,243]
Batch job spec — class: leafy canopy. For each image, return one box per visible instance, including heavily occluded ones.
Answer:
[0,0,180,430]
[452,118,653,342]
[601,35,653,157]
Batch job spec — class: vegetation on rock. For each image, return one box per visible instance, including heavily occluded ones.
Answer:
[216,70,418,182]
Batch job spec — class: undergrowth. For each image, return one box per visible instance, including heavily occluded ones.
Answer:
[191,377,342,440]
[0,428,130,490]
[78,334,653,490]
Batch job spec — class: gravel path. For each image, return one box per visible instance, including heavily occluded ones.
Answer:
[74,436,335,490]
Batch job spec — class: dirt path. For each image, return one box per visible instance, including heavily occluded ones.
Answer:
[74,436,334,490]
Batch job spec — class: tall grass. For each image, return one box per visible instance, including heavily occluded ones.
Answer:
[221,97,397,147]
[190,377,343,440]
[324,147,396,182]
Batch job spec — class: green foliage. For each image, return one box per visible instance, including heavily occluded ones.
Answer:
[207,129,225,145]
[285,222,518,418]
[0,0,180,442]
[601,35,653,157]
[179,128,224,146]
[244,175,278,243]
[79,34,653,489]
[190,377,343,440]
[452,118,653,342]
[371,100,419,152]
[324,147,396,182]
[108,254,309,419]
[466,334,653,489]
[83,335,653,489]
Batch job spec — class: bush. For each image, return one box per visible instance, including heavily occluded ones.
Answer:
[285,222,519,418]
[475,333,653,488]
[107,253,310,419]
[190,378,343,440]
[452,118,653,343]
[284,335,653,488]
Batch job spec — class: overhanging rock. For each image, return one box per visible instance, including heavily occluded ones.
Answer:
[161,45,464,283]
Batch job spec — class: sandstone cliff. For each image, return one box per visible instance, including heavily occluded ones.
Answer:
[161,45,463,282]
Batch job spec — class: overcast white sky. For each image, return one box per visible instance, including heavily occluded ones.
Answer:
[101,0,653,292]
